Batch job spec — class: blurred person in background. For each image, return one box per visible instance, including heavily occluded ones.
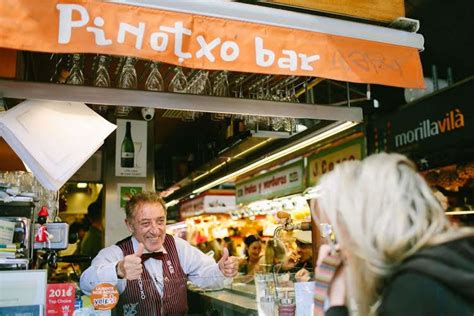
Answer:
[79,201,103,271]
[260,238,288,273]
[314,153,474,316]
[222,236,239,257]
[293,230,314,271]
[239,234,263,275]
[70,220,89,255]
[207,239,224,262]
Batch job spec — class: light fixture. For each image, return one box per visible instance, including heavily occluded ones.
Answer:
[76,182,88,189]
[445,210,474,216]
[192,120,358,195]
[165,199,179,208]
[191,139,272,182]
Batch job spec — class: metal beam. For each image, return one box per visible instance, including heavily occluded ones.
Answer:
[0,80,363,121]
[114,0,424,50]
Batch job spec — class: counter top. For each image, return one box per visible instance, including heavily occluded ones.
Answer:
[188,287,258,315]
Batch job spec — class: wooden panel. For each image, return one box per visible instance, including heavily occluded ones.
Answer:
[266,0,405,23]
[0,137,26,171]
[0,48,17,79]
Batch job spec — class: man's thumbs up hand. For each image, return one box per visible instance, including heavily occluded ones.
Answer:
[116,243,145,280]
[218,248,238,277]
[135,243,144,257]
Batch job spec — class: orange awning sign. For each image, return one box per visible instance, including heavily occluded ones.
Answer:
[0,0,424,88]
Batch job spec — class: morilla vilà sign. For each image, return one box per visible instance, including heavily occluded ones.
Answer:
[368,77,474,167]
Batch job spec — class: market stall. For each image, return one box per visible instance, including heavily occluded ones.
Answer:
[0,0,426,314]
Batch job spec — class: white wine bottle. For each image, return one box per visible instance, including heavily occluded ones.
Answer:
[121,121,135,168]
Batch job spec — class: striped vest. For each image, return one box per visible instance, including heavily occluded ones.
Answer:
[115,235,188,316]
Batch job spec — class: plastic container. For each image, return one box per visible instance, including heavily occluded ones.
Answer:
[278,292,296,316]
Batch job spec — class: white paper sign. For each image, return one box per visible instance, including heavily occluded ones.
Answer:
[295,281,315,316]
[0,100,116,191]
[0,219,15,244]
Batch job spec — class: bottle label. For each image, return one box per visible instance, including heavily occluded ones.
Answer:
[122,152,134,158]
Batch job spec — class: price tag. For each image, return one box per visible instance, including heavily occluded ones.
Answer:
[46,283,75,315]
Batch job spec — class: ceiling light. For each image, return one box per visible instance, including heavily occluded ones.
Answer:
[191,171,209,182]
[165,199,179,208]
[192,120,358,195]
[191,139,272,183]
[445,210,474,216]
[76,182,88,189]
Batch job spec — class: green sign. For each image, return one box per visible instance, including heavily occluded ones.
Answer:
[236,160,305,204]
[119,185,144,208]
[307,137,365,186]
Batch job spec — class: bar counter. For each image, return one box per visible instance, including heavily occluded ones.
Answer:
[188,284,258,315]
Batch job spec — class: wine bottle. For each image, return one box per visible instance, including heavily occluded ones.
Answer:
[121,122,135,168]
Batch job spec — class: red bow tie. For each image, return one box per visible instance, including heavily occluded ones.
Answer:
[141,252,164,262]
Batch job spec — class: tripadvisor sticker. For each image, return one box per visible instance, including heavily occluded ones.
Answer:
[90,283,119,310]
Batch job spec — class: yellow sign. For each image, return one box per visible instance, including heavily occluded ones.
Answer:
[308,138,364,186]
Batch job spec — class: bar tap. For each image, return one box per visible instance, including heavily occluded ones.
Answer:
[273,211,311,245]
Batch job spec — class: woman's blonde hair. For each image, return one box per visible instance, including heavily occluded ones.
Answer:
[316,152,474,315]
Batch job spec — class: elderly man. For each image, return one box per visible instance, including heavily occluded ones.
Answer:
[80,191,238,315]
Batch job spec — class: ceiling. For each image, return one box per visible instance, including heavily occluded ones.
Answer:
[1,1,472,201]
[158,0,474,197]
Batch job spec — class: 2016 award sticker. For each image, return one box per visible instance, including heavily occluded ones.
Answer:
[90,283,119,310]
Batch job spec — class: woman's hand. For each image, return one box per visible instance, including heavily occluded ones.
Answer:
[295,267,311,282]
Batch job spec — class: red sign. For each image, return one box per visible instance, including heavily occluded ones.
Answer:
[46,283,75,316]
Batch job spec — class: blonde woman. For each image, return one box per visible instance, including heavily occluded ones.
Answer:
[314,153,474,316]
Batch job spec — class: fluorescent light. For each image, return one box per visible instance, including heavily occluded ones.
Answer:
[445,210,474,216]
[165,199,179,208]
[192,139,272,182]
[192,121,358,194]
[77,182,88,189]
[192,171,209,182]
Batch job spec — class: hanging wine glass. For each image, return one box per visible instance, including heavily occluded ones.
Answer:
[49,54,67,83]
[145,61,164,92]
[169,66,188,93]
[181,111,196,122]
[65,54,84,85]
[91,55,111,114]
[115,56,138,116]
[212,71,229,97]
[187,70,210,95]
[93,55,111,88]
[256,86,265,100]
[118,57,138,89]
[289,85,299,103]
